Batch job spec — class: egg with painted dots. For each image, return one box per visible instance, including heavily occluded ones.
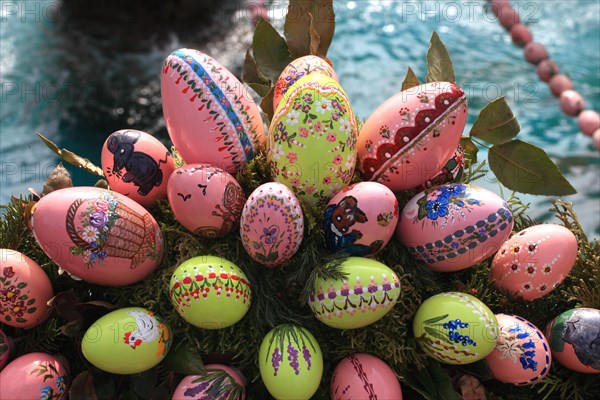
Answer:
[357,82,468,192]
[490,224,578,301]
[240,182,304,267]
[485,314,552,385]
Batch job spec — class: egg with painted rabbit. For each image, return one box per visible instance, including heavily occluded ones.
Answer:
[0,352,68,400]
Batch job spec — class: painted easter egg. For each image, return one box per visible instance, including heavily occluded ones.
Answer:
[172,364,246,400]
[331,353,402,399]
[413,292,499,365]
[259,324,323,400]
[167,164,246,238]
[308,257,401,329]
[490,224,578,301]
[101,129,176,207]
[416,145,465,191]
[485,314,551,385]
[357,82,467,192]
[323,182,398,256]
[396,183,514,272]
[169,256,251,329]
[240,182,304,267]
[0,249,53,328]
[545,308,600,374]
[0,352,68,400]
[81,307,171,374]
[273,55,338,110]
[31,187,163,286]
[161,48,265,174]
[0,329,10,371]
[268,74,358,205]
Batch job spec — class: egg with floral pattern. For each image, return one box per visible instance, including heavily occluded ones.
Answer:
[396,183,514,272]
[268,74,358,205]
[0,329,10,371]
[0,249,53,329]
[308,257,401,329]
[167,164,246,238]
[31,187,163,286]
[331,353,403,399]
[357,82,468,191]
[240,182,304,267]
[490,224,578,301]
[0,352,68,400]
[323,182,398,256]
[169,256,251,329]
[101,129,176,207]
[273,55,338,110]
[161,48,265,174]
[81,307,171,374]
[413,292,499,365]
[172,364,246,400]
[259,324,323,400]
[485,314,552,385]
[545,308,600,374]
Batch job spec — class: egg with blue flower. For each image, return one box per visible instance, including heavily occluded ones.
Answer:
[396,183,514,272]
[0,352,69,400]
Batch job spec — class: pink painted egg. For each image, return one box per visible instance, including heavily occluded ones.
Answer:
[0,249,53,328]
[415,145,465,191]
[0,329,10,370]
[490,224,577,301]
[578,110,600,136]
[0,352,68,400]
[161,48,265,174]
[549,74,573,97]
[172,364,246,400]
[545,308,600,374]
[101,129,176,207]
[559,90,586,116]
[524,42,548,65]
[485,314,551,385]
[323,182,398,256]
[396,184,514,272]
[240,182,304,267]
[31,187,163,286]
[537,60,560,83]
[357,82,467,192]
[167,164,245,238]
[511,24,532,47]
[273,55,338,110]
[331,354,402,400]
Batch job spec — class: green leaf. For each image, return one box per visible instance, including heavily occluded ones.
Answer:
[470,97,521,144]
[260,88,276,125]
[37,133,104,177]
[17,281,27,289]
[242,50,270,97]
[27,298,35,305]
[69,371,97,400]
[284,0,335,58]
[459,137,479,166]
[458,360,493,380]
[423,314,449,324]
[426,32,455,83]
[27,307,37,313]
[427,360,461,400]
[403,360,460,400]
[163,341,205,375]
[489,140,577,195]
[252,18,293,83]
[402,66,421,91]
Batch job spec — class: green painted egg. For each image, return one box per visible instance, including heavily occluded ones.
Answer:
[267,74,358,205]
[81,307,171,374]
[259,324,323,400]
[413,292,499,365]
[169,256,251,329]
[308,257,401,329]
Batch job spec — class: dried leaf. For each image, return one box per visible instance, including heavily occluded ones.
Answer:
[309,12,321,56]
[459,137,479,166]
[471,97,521,144]
[37,132,104,176]
[69,371,97,400]
[42,163,73,196]
[426,31,455,83]
[284,0,335,58]
[402,66,421,91]
[94,179,109,189]
[489,140,577,195]
[252,18,293,83]
[242,49,270,97]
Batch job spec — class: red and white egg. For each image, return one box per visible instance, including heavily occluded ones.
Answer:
[485,314,551,385]
[331,354,402,399]
[273,55,338,110]
[323,182,398,256]
[167,164,246,238]
[161,48,265,174]
[240,182,304,267]
[396,184,514,272]
[172,364,246,400]
[357,82,467,192]
[0,249,53,328]
[490,224,578,301]
[0,352,68,400]
[101,129,176,207]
